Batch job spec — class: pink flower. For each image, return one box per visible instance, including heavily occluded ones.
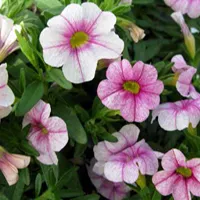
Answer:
[152,98,200,131]
[153,149,200,200]
[0,63,15,119]
[164,0,200,18]
[23,100,68,165]
[93,124,159,184]
[0,146,30,186]
[87,159,131,200]
[171,55,199,99]
[0,15,21,62]
[39,3,124,84]
[97,59,164,122]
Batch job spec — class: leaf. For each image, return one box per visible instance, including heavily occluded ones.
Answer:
[35,173,43,197]
[47,68,72,90]
[36,0,62,10]
[20,141,40,156]
[133,0,155,4]
[152,190,161,200]
[12,176,25,200]
[15,80,44,116]
[0,193,9,200]
[72,194,100,200]
[185,132,200,154]
[21,168,30,186]
[53,104,87,144]
[60,189,85,198]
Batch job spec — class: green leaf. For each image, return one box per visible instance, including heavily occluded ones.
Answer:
[53,104,87,144]
[0,193,9,200]
[35,173,43,197]
[19,68,26,92]
[36,0,62,10]
[15,80,44,116]
[21,168,30,186]
[133,0,154,4]
[72,194,100,200]
[12,176,25,200]
[60,189,84,198]
[185,132,200,154]
[152,190,161,200]
[20,141,40,156]
[47,68,72,90]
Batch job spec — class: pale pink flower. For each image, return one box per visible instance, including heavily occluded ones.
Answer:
[164,0,200,18]
[87,159,131,200]
[0,15,21,62]
[97,59,164,122]
[0,63,15,119]
[39,3,124,84]
[171,12,195,58]
[23,100,68,165]
[93,124,159,184]
[171,55,199,99]
[152,98,200,131]
[0,146,30,186]
[153,149,200,200]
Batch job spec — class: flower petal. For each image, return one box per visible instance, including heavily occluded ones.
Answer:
[187,176,200,196]
[187,0,200,18]
[171,54,189,73]
[0,63,8,86]
[0,106,12,119]
[37,151,58,165]
[0,85,15,107]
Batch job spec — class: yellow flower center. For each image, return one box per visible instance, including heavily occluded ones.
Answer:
[41,127,48,135]
[176,167,192,178]
[70,31,89,48]
[123,81,140,94]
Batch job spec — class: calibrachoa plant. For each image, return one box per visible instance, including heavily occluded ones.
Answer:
[1,0,200,200]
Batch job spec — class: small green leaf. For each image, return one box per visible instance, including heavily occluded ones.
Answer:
[152,190,161,200]
[12,176,25,200]
[36,0,62,10]
[47,68,72,90]
[35,173,43,197]
[20,142,40,156]
[72,194,100,200]
[21,168,30,186]
[15,80,44,116]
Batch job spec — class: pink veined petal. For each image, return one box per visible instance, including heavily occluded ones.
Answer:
[106,59,133,83]
[0,85,15,107]
[141,80,164,95]
[23,100,51,127]
[171,0,189,14]
[122,161,139,184]
[82,2,116,35]
[162,149,186,171]
[136,63,158,85]
[187,0,200,18]
[93,142,112,161]
[0,161,18,186]
[39,28,70,67]
[62,48,97,84]
[186,103,200,128]
[175,110,189,130]
[104,161,123,182]
[93,161,105,176]
[131,61,145,81]
[5,153,30,169]
[45,117,68,152]
[187,176,200,197]
[172,177,191,200]
[0,106,12,119]
[37,151,58,165]
[0,63,8,86]
[171,54,189,73]
[190,164,200,183]
[89,32,124,60]
[61,3,83,32]
[152,171,178,196]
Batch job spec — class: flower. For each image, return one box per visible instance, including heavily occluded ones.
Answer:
[97,59,164,122]
[93,124,159,184]
[0,146,30,186]
[39,2,124,84]
[171,55,199,99]
[0,63,15,119]
[0,15,21,63]
[23,100,68,165]
[153,149,200,200]
[129,23,145,43]
[152,98,200,131]
[171,12,196,58]
[164,0,200,18]
[87,159,131,200]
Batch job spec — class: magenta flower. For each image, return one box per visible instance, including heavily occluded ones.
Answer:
[0,146,30,186]
[164,0,200,18]
[97,59,164,122]
[93,124,159,184]
[171,55,199,99]
[39,3,124,84]
[0,63,15,119]
[153,149,200,200]
[23,100,68,165]
[152,98,200,131]
[87,159,131,200]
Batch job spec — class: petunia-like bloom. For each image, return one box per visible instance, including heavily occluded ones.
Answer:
[23,100,68,165]
[0,15,21,63]
[39,2,124,84]
[152,98,200,131]
[93,124,159,184]
[171,55,199,99]
[0,63,15,119]
[0,146,30,186]
[164,0,200,18]
[153,149,200,200]
[87,159,131,200]
[171,12,196,58]
[97,59,164,122]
